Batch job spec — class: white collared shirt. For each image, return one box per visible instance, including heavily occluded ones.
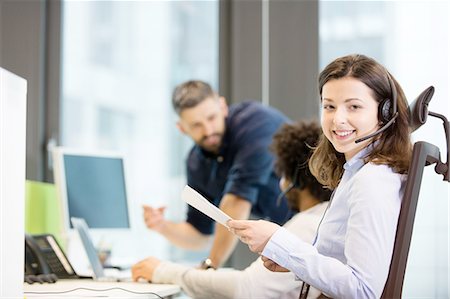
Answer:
[262,147,406,298]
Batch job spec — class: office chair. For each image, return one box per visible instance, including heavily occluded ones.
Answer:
[381,86,450,298]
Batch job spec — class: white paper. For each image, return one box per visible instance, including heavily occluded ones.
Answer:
[181,185,233,228]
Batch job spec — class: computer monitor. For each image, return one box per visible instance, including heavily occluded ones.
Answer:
[52,148,130,230]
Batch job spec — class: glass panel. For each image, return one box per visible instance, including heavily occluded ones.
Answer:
[319,1,387,69]
[319,1,449,296]
[61,1,218,264]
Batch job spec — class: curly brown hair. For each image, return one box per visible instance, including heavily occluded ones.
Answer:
[309,54,412,189]
[271,120,332,208]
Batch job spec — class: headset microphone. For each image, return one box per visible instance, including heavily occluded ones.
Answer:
[354,112,398,144]
[276,161,303,207]
[276,182,295,207]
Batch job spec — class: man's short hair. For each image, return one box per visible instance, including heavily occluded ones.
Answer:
[172,80,216,115]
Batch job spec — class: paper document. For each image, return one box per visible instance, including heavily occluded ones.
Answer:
[181,185,233,228]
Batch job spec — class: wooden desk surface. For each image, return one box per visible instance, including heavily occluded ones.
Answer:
[24,279,181,298]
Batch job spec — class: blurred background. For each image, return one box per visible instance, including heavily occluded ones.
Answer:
[0,1,448,297]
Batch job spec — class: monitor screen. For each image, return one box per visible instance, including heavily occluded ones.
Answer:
[53,148,130,229]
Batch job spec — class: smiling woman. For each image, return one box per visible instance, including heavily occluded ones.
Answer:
[321,77,380,161]
[228,54,412,298]
[311,54,411,190]
[319,2,449,295]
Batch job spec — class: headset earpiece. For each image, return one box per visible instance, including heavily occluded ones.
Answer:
[379,98,393,123]
[378,73,398,124]
[354,72,399,144]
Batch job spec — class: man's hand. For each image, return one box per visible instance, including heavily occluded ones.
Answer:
[261,256,289,272]
[141,205,211,250]
[227,219,280,253]
[207,194,251,267]
[143,205,166,232]
[131,257,161,282]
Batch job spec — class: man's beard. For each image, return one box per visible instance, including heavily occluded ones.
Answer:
[198,133,223,153]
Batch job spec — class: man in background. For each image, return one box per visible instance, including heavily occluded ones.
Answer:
[143,80,291,269]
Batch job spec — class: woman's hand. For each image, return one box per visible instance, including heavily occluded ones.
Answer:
[261,256,289,272]
[227,219,280,253]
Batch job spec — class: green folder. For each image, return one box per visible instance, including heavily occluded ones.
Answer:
[25,180,66,249]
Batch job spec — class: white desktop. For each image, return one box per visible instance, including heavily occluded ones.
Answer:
[0,67,27,297]
[24,279,181,298]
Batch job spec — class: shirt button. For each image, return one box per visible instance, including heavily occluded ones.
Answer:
[217,156,224,163]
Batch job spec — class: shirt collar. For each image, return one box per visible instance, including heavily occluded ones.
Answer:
[343,144,374,172]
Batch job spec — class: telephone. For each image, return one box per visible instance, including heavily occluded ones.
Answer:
[25,234,78,283]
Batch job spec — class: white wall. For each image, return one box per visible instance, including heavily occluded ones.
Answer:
[388,2,449,297]
[0,68,27,298]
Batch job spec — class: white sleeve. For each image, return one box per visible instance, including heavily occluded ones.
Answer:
[234,257,300,299]
[152,205,327,299]
[152,258,301,299]
[153,261,236,299]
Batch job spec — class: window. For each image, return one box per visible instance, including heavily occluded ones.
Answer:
[319,1,449,296]
[61,1,218,264]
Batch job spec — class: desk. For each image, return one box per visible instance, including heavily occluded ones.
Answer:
[24,279,181,298]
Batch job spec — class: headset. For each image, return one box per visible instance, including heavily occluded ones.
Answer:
[354,72,399,144]
[276,162,302,207]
